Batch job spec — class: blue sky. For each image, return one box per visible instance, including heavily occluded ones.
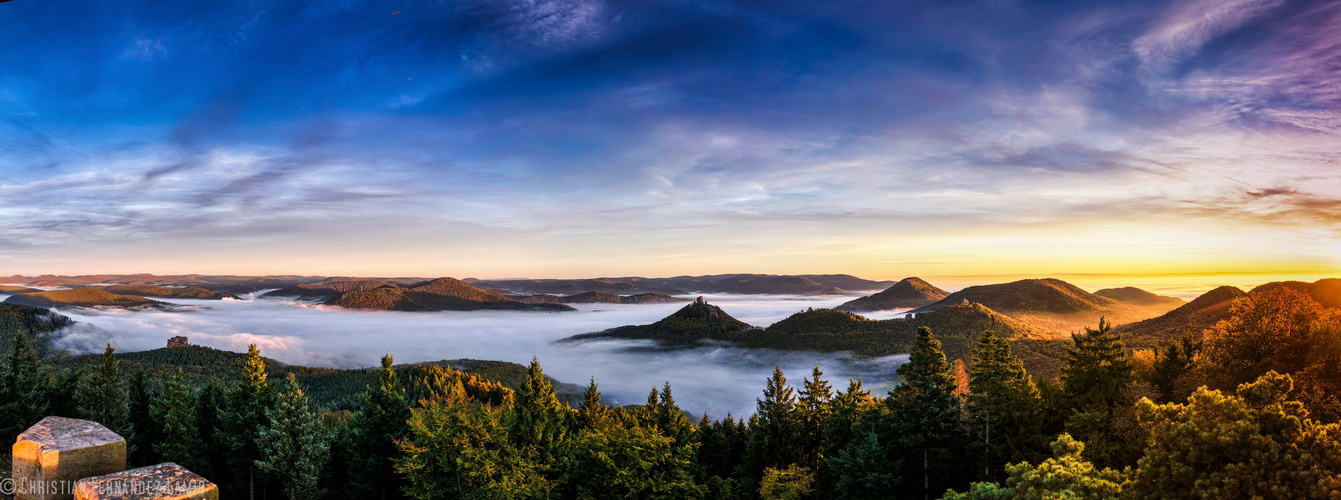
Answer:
[1,0,1338,279]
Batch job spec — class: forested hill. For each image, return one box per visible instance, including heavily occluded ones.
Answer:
[563,300,1070,380]
[46,345,583,410]
[324,277,575,312]
[3,287,174,310]
[835,277,950,312]
[910,278,1183,335]
[1113,285,1247,349]
[0,302,72,354]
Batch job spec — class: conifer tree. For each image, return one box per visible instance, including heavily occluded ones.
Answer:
[1060,318,1135,467]
[195,380,227,479]
[150,371,205,472]
[796,365,832,471]
[0,331,47,445]
[220,344,275,497]
[654,381,694,445]
[882,326,968,500]
[968,330,1043,478]
[46,367,84,419]
[511,357,571,475]
[257,373,331,500]
[126,366,158,466]
[346,353,412,500]
[823,377,878,459]
[745,366,801,485]
[78,344,130,435]
[577,377,609,430]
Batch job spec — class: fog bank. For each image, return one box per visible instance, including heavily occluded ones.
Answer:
[47,294,907,417]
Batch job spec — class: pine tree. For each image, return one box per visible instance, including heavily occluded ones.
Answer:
[0,331,47,445]
[257,373,331,500]
[796,365,832,472]
[150,371,205,472]
[511,357,571,476]
[745,366,801,485]
[823,377,878,460]
[126,366,158,466]
[654,381,694,445]
[968,330,1043,478]
[882,326,969,500]
[346,353,412,500]
[1060,318,1135,467]
[46,367,84,419]
[577,377,609,430]
[219,344,275,497]
[195,380,227,479]
[78,344,130,435]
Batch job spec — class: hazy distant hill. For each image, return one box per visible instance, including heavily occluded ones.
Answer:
[798,274,897,291]
[0,284,42,294]
[1113,286,1247,349]
[102,285,240,301]
[910,278,1183,336]
[3,287,172,310]
[326,277,574,312]
[477,273,853,296]
[518,292,689,305]
[1093,287,1186,308]
[4,273,321,292]
[836,277,950,312]
[262,277,400,300]
[469,278,689,296]
[563,299,1069,380]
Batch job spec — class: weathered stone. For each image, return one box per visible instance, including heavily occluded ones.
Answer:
[12,417,127,500]
[74,463,217,500]
[166,336,189,348]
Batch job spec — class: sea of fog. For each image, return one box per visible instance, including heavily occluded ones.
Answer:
[0,292,911,418]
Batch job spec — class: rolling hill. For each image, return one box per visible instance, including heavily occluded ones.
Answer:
[0,302,73,354]
[517,292,689,304]
[3,287,171,310]
[1251,279,1341,309]
[562,299,1069,380]
[262,277,400,300]
[1113,285,1247,350]
[0,285,42,294]
[326,277,574,312]
[101,285,240,300]
[910,278,1183,336]
[835,277,950,312]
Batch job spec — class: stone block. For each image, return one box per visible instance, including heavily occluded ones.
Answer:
[12,417,126,500]
[73,463,217,500]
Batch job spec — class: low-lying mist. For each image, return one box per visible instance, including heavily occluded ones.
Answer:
[40,293,908,418]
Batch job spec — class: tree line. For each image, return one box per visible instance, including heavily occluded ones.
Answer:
[1,285,1339,498]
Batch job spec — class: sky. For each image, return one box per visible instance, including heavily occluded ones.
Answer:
[1,0,1339,281]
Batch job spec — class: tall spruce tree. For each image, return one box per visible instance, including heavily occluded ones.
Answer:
[1060,318,1135,467]
[126,366,158,466]
[577,377,609,430]
[150,371,205,472]
[745,366,801,486]
[257,373,330,500]
[78,344,130,435]
[511,357,571,476]
[46,367,84,419]
[968,330,1043,479]
[796,365,832,472]
[823,377,878,460]
[0,331,47,445]
[882,326,969,500]
[220,344,275,498]
[654,381,694,445]
[195,380,227,479]
[346,353,412,500]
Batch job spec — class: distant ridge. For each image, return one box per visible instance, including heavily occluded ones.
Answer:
[835,277,950,312]
[562,299,1068,380]
[262,277,399,300]
[326,277,574,312]
[1251,279,1341,309]
[3,287,171,310]
[517,292,689,305]
[102,285,240,301]
[910,278,1183,336]
[475,274,850,296]
[1114,285,1247,349]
